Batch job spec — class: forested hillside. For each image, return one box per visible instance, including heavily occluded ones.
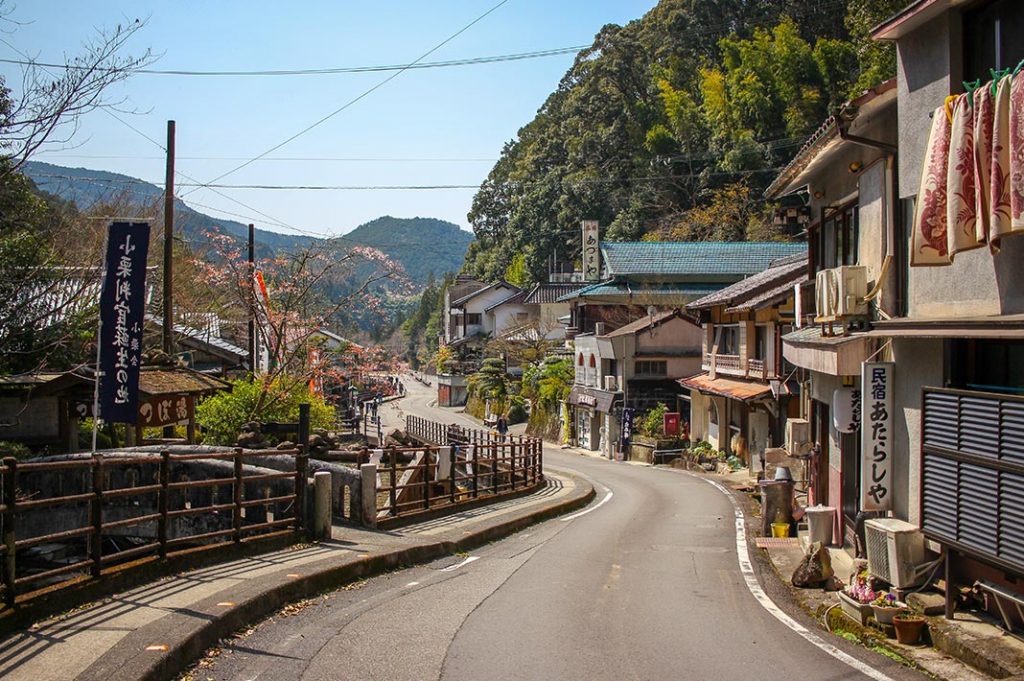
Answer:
[464,0,903,283]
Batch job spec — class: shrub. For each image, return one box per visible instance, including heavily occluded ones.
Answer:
[507,396,528,424]
[641,402,669,437]
[195,378,335,446]
[0,440,32,460]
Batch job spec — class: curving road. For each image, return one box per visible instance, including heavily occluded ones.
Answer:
[198,377,928,681]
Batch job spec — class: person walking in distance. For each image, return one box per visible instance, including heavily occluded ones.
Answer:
[496,414,508,442]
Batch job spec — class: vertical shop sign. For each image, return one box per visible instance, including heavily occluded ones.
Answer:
[861,361,893,511]
[582,220,600,282]
[98,221,150,424]
[621,407,634,447]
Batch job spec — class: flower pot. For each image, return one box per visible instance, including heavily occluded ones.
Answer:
[771,522,790,538]
[892,614,927,645]
[872,604,906,625]
[837,590,873,625]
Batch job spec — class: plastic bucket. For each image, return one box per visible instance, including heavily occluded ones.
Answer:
[771,522,790,538]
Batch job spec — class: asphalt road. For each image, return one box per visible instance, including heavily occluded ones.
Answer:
[198,378,928,681]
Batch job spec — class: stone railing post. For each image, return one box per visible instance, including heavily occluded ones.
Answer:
[360,463,378,527]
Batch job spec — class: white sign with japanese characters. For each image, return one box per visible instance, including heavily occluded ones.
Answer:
[861,361,894,511]
[582,220,600,282]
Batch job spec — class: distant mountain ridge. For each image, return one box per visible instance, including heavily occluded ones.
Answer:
[21,161,472,286]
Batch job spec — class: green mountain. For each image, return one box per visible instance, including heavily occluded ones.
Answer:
[21,161,471,287]
[463,0,901,283]
[345,216,473,285]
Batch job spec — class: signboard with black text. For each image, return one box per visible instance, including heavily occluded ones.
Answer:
[861,361,893,511]
[582,220,600,282]
[98,221,150,424]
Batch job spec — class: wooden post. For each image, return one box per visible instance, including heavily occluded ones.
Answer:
[158,451,170,558]
[449,446,457,504]
[162,119,176,440]
[472,445,479,498]
[945,548,956,619]
[389,449,398,516]
[3,457,17,607]
[89,453,103,578]
[295,447,308,535]
[298,403,310,449]
[537,440,543,481]
[247,223,257,374]
[510,440,516,491]
[233,448,243,543]
[492,443,498,494]
[423,448,431,511]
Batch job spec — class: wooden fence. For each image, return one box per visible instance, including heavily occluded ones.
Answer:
[1,448,307,608]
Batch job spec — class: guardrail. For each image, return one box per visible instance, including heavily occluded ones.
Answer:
[1,448,307,608]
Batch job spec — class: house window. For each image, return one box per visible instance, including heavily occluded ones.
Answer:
[589,355,596,368]
[963,0,1024,83]
[717,325,740,356]
[822,204,858,268]
[946,339,1024,395]
[578,353,584,366]
[754,325,768,361]
[464,313,482,326]
[634,360,667,376]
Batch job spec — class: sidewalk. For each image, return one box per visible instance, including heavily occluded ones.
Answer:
[0,470,594,681]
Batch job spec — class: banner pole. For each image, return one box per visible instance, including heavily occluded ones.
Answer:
[91,226,111,454]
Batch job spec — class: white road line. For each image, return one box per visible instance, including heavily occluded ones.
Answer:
[560,490,613,522]
[698,475,897,681]
[442,556,479,572]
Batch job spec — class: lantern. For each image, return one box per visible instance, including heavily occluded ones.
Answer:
[832,386,861,433]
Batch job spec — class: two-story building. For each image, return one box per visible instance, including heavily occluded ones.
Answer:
[867,0,1024,614]
[765,78,898,546]
[682,254,807,474]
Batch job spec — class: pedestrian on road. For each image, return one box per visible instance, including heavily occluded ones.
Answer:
[496,415,508,442]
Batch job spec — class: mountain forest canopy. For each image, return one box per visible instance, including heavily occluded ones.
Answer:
[463,0,905,284]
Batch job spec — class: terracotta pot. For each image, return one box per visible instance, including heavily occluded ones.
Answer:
[892,614,927,645]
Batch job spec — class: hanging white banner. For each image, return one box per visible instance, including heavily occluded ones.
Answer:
[861,361,894,511]
[832,386,861,433]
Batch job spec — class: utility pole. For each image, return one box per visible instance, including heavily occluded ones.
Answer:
[163,120,175,440]
[163,120,175,357]
[248,223,257,374]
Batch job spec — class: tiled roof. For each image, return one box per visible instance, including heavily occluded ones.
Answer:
[450,280,520,306]
[484,289,528,311]
[601,310,697,338]
[557,281,723,303]
[137,368,230,395]
[688,254,807,311]
[523,283,584,305]
[600,241,806,277]
[147,315,247,361]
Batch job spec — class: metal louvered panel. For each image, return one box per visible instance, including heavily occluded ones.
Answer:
[922,388,1024,575]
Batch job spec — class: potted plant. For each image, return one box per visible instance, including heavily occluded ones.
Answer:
[837,570,876,625]
[871,591,907,625]
[892,613,927,645]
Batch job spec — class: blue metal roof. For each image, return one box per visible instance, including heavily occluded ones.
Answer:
[601,241,807,277]
[556,281,723,302]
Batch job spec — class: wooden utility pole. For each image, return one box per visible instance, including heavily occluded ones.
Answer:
[163,120,176,357]
[248,223,257,374]
[162,120,175,440]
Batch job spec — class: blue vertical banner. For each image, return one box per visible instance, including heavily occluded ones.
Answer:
[98,221,151,424]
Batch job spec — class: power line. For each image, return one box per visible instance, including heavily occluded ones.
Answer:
[33,153,498,162]
[180,0,512,198]
[0,45,586,76]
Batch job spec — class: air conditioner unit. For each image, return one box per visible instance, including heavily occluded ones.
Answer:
[864,518,927,588]
[785,418,810,456]
[604,375,617,392]
[815,266,868,321]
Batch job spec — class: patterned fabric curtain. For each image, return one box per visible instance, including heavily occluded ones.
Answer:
[912,71,1024,266]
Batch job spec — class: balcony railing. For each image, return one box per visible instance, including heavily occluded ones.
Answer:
[748,358,766,380]
[701,352,771,380]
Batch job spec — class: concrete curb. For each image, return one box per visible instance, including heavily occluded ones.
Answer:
[76,472,596,681]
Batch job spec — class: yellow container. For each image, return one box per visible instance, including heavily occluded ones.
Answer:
[771,522,790,538]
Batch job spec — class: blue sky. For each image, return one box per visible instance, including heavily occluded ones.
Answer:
[1,1,659,236]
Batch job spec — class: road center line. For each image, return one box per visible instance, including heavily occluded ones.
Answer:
[560,490,613,521]
[697,475,897,681]
[442,556,479,572]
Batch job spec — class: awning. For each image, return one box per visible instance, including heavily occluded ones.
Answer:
[782,326,871,376]
[868,314,1024,339]
[677,373,773,402]
[568,386,620,413]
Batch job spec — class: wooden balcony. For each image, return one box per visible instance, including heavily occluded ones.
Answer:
[702,352,771,380]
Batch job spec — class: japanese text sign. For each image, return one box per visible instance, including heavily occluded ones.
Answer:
[99,221,150,424]
[139,395,192,428]
[582,220,600,282]
[621,408,634,447]
[832,386,861,434]
[860,361,893,511]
